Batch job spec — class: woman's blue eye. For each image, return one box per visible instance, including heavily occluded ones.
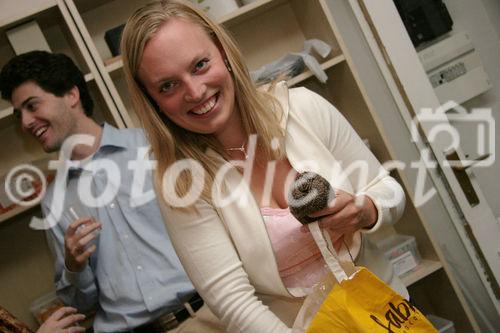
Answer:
[194,59,209,72]
[160,82,175,93]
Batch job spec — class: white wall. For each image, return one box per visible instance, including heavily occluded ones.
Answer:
[481,0,500,38]
[441,0,500,218]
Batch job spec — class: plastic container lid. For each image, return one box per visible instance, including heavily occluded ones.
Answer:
[426,314,455,333]
[30,291,64,324]
[377,234,416,252]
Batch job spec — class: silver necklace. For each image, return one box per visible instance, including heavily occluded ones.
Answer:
[225,141,248,159]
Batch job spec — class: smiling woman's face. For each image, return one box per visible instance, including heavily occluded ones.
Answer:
[138,18,236,137]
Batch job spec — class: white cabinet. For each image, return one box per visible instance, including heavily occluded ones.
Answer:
[342,0,500,331]
[0,0,485,330]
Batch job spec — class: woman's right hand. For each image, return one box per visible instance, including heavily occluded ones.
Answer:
[310,190,377,235]
[37,307,85,333]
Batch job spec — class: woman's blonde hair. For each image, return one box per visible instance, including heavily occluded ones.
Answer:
[121,0,284,205]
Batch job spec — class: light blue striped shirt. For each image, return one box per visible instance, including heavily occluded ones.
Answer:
[42,124,195,332]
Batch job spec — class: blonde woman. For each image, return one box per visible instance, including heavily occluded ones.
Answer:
[121,1,408,332]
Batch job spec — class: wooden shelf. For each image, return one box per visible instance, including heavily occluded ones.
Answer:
[287,54,345,87]
[72,0,114,14]
[401,259,443,287]
[72,0,285,27]
[219,0,287,27]
[0,203,39,224]
[84,72,94,82]
[102,54,346,88]
[0,0,57,28]
[0,166,53,224]
[104,55,123,73]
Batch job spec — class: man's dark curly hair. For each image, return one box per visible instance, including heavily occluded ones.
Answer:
[0,50,93,116]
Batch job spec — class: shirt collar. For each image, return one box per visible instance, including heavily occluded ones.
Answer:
[67,123,125,178]
[99,122,128,150]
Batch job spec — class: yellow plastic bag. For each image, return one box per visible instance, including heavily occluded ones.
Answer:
[307,267,436,332]
[303,223,438,333]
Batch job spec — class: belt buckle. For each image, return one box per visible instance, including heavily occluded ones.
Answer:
[156,311,179,331]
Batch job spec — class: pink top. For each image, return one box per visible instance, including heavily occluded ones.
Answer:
[261,206,331,289]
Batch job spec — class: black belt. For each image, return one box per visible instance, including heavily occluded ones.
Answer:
[131,293,204,333]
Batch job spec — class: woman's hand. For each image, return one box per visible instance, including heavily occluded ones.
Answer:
[37,307,85,333]
[309,190,378,243]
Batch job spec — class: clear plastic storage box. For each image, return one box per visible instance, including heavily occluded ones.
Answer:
[427,314,455,333]
[30,291,64,324]
[376,234,421,276]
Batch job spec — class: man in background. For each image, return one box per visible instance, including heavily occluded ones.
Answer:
[0,51,221,333]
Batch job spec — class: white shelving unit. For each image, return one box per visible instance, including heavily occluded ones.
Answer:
[0,0,480,330]
[401,260,443,287]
